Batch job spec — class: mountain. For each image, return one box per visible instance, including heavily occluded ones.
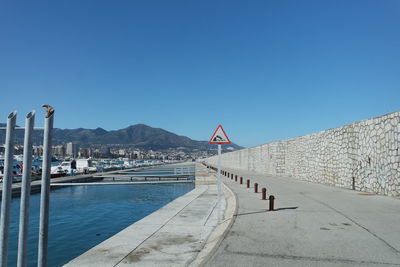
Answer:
[0,123,243,150]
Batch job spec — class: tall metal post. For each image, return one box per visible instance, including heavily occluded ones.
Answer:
[0,111,17,267]
[217,144,222,221]
[38,105,54,267]
[17,111,35,267]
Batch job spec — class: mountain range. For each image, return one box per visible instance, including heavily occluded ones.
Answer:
[0,123,243,151]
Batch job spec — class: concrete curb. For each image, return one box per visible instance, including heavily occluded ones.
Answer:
[189,181,238,267]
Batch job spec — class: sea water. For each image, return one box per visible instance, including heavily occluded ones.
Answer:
[2,182,195,266]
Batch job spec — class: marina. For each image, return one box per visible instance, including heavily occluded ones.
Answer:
[0,163,194,198]
[0,157,167,182]
[0,163,196,267]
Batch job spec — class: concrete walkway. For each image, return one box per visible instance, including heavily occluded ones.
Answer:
[206,168,400,267]
[65,163,233,267]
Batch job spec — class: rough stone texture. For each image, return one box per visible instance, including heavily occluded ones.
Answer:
[205,111,400,198]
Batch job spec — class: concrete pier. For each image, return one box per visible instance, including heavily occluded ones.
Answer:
[205,167,400,267]
[64,163,236,266]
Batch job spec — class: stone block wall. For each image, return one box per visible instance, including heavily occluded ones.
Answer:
[205,111,400,197]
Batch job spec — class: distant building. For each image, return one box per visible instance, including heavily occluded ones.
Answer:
[118,149,125,156]
[66,142,78,158]
[53,145,66,157]
[78,147,92,158]
[33,146,43,157]
[99,147,111,158]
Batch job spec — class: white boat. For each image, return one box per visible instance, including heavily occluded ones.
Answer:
[51,159,96,175]
[0,162,23,182]
[14,155,24,162]
[123,160,135,168]
[51,161,72,175]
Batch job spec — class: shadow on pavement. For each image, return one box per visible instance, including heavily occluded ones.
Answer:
[234,207,299,217]
[274,206,298,211]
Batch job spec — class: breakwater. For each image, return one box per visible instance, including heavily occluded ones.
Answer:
[205,111,400,197]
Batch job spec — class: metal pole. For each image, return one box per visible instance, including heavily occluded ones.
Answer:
[217,144,222,221]
[17,111,35,267]
[38,105,54,267]
[0,111,17,267]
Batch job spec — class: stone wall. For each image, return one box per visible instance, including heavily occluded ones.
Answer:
[205,111,400,198]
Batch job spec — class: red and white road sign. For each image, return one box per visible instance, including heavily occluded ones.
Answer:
[209,125,231,144]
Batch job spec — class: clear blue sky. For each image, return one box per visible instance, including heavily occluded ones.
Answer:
[1,0,399,147]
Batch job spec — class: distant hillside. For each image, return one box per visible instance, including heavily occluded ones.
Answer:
[0,123,243,150]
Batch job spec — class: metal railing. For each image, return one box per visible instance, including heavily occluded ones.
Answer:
[0,105,55,267]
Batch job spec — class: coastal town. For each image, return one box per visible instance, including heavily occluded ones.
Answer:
[0,142,219,163]
[0,141,219,180]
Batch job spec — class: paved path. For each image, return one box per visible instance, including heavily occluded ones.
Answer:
[206,168,400,267]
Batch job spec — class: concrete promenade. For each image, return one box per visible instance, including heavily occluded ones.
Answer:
[65,163,234,266]
[206,167,400,267]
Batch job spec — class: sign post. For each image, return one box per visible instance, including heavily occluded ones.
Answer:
[209,125,231,221]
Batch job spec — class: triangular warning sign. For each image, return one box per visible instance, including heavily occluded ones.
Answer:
[209,125,231,144]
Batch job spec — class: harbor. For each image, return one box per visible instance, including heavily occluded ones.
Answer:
[0,162,193,198]
[0,162,197,267]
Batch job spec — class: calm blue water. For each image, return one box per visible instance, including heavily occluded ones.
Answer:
[4,182,194,266]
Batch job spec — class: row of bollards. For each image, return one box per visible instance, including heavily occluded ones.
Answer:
[220,168,275,211]
[203,165,276,211]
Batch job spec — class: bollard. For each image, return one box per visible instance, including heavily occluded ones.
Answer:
[262,188,266,200]
[269,195,275,211]
[246,179,250,188]
[240,177,243,184]
[235,175,237,182]
[254,183,258,193]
